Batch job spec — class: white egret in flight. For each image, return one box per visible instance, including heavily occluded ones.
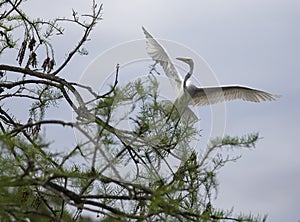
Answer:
[142,27,279,107]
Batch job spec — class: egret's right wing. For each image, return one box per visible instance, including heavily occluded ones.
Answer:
[142,27,182,94]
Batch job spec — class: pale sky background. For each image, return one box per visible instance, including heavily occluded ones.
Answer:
[3,0,300,221]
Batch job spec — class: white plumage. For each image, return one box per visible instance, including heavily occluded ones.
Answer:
[143,27,280,106]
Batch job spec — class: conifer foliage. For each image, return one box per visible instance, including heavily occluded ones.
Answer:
[0,1,266,221]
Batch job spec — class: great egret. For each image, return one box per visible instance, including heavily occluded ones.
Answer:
[142,27,279,106]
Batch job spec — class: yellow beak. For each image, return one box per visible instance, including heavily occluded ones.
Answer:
[176,57,189,62]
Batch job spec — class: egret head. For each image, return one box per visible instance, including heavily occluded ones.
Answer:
[177,57,194,89]
[176,57,194,71]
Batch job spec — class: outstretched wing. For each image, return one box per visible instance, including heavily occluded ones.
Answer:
[191,85,280,106]
[142,27,182,94]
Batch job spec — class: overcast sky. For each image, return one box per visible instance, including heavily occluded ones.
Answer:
[6,1,300,221]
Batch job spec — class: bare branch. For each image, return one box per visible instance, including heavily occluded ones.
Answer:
[51,3,103,76]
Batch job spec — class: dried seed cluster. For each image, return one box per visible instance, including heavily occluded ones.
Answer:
[16,36,55,73]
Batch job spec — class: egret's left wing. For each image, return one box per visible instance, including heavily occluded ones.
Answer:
[142,27,182,94]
